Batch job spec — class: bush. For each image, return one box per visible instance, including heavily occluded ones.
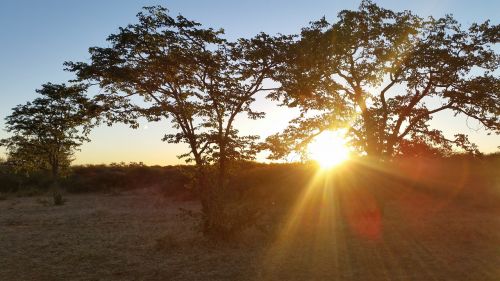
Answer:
[0,161,54,193]
[53,192,65,205]
[195,163,317,240]
[0,164,21,193]
[62,163,193,195]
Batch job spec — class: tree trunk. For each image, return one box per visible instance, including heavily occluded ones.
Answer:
[200,144,235,240]
[50,159,64,205]
[362,111,382,159]
[194,162,225,239]
[188,150,228,240]
[355,87,382,160]
[217,144,227,194]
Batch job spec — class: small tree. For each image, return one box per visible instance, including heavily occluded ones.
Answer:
[0,83,94,203]
[66,6,279,239]
[267,0,499,160]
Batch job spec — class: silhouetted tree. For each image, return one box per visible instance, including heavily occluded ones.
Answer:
[65,6,279,239]
[267,0,499,160]
[0,83,94,203]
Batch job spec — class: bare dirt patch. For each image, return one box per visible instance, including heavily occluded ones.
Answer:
[0,186,498,281]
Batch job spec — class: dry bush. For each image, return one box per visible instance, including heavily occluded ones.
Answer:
[63,164,192,195]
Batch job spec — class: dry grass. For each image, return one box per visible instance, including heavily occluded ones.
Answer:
[0,168,499,281]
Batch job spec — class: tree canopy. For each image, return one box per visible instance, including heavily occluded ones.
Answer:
[0,83,94,179]
[267,0,499,159]
[65,6,281,238]
[66,6,279,168]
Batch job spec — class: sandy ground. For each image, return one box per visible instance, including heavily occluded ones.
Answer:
[0,187,499,281]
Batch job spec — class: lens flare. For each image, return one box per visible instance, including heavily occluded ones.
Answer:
[308,130,350,168]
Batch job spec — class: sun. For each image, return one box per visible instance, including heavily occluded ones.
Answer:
[308,130,350,169]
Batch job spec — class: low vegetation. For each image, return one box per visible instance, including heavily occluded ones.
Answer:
[1,154,498,225]
[0,156,498,280]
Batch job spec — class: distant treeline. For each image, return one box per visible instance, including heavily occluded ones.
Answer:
[1,153,498,197]
[0,162,189,194]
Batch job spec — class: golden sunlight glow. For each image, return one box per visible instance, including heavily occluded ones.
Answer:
[308,130,350,169]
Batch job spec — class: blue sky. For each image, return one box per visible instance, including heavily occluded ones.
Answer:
[0,0,498,165]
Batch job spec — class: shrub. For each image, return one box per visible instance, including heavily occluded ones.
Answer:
[62,163,193,195]
[53,191,65,206]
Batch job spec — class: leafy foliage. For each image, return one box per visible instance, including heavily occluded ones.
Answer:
[66,7,279,168]
[65,6,283,239]
[267,0,499,159]
[0,83,95,179]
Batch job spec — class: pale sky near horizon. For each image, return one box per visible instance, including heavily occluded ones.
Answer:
[0,0,499,165]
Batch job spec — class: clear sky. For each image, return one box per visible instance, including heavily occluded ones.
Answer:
[0,0,498,165]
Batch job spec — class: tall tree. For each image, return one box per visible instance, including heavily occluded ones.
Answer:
[0,83,94,202]
[65,6,278,238]
[267,0,499,160]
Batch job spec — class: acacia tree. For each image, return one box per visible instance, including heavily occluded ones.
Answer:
[267,0,499,160]
[0,83,94,202]
[65,6,278,238]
